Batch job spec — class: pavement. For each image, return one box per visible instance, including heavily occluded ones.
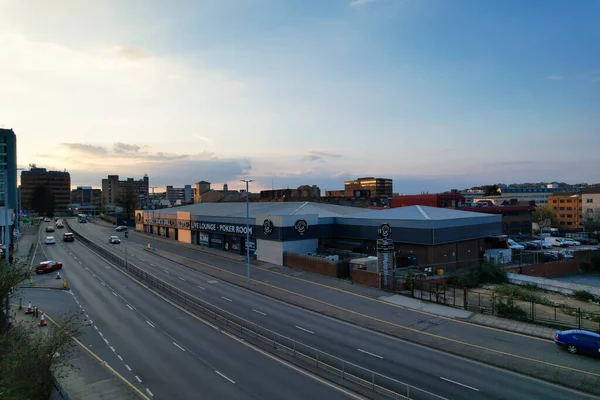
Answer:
[26,219,360,400]
[67,219,600,398]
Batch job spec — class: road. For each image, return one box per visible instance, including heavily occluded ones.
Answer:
[67,220,599,400]
[33,224,360,400]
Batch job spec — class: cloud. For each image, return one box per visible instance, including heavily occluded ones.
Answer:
[62,143,108,155]
[349,0,378,8]
[303,150,342,162]
[113,142,141,154]
[544,75,563,81]
[112,46,150,61]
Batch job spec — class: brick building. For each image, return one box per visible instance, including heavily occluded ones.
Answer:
[549,192,583,231]
[260,185,321,202]
[391,192,465,208]
[20,166,71,213]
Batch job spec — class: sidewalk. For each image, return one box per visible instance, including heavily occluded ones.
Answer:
[132,229,557,339]
[12,306,142,400]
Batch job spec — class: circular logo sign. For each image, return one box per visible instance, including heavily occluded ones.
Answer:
[378,223,392,238]
[294,219,308,235]
[263,219,274,235]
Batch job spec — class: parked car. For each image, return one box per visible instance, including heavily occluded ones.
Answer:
[507,239,525,250]
[45,226,55,233]
[556,250,574,260]
[44,236,56,245]
[543,252,559,262]
[554,329,600,355]
[524,241,541,250]
[63,232,75,242]
[545,237,569,247]
[115,226,128,232]
[35,260,63,274]
[561,238,581,246]
[109,236,121,244]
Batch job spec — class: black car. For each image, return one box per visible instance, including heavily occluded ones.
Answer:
[115,226,128,232]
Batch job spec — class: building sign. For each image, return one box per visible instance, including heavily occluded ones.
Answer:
[378,223,392,239]
[198,233,209,246]
[191,221,253,235]
[210,235,223,246]
[177,220,190,229]
[245,237,257,254]
[294,219,308,235]
[263,219,274,235]
[146,218,175,227]
[377,239,394,286]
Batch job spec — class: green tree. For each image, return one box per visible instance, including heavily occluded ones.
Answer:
[533,204,558,230]
[483,184,501,196]
[0,259,32,330]
[30,185,55,218]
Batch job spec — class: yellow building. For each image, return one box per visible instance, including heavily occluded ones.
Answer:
[549,192,583,231]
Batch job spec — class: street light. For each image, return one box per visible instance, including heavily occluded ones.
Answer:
[150,186,156,251]
[240,179,253,283]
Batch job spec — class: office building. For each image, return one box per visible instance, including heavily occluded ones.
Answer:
[166,184,194,205]
[344,177,393,199]
[0,129,17,241]
[20,166,71,214]
[102,174,149,206]
[71,186,101,205]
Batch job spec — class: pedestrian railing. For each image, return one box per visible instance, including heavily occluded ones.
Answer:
[65,220,445,400]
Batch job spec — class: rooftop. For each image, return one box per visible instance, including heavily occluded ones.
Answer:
[349,205,499,221]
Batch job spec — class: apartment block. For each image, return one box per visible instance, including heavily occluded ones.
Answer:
[101,174,149,207]
[548,192,583,231]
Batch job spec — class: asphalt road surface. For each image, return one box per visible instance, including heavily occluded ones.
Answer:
[65,220,600,400]
[31,225,360,400]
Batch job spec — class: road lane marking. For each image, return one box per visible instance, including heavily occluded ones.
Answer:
[118,355,123,361]
[126,365,132,371]
[150,263,155,267]
[101,281,106,286]
[221,296,232,302]
[135,376,142,383]
[197,285,205,290]
[92,273,96,277]
[163,269,170,274]
[295,326,314,334]
[110,346,116,353]
[94,325,98,330]
[104,338,109,345]
[126,304,134,310]
[215,371,235,384]
[173,342,186,352]
[357,348,383,359]
[98,331,103,337]
[440,377,479,391]
[112,291,118,297]
[146,388,154,397]
[146,320,155,328]
[253,309,266,316]
[178,276,186,281]
[85,314,89,319]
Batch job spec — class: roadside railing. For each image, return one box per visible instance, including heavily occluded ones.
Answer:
[65,219,445,400]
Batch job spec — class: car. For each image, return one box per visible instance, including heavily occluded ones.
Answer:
[543,252,559,262]
[554,329,600,355]
[561,238,581,246]
[55,221,64,229]
[45,226,55,233]
[556,250,574,260]
[507,239,525,250]
[63,232,75,242]
[109,236,121,244]
[524,241,542,250]
[44,236,56,245]
[35,260,63,274]
[43,217,50,222]
[115,226,128,232]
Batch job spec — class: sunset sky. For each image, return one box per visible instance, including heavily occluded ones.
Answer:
[2,0,599,194]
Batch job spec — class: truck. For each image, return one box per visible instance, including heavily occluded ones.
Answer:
[483,248,512,265]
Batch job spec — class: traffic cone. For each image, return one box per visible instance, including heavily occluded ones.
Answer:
[25,301,33,314]
[55,271,61,280]
[39,312,47,327]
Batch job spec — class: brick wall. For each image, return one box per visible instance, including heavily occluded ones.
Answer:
[520,260,581,277]
[283,253,349,278]
[351,269,381,288]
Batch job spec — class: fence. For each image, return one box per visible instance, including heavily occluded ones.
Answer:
[412,280,600,332]
[64,220,445,400]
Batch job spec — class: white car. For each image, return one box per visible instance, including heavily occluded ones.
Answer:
[44,236,56,245]
[561,238,581,246]
[507,239,525,250]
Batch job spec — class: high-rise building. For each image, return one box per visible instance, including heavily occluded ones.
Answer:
[344,177,393,199]
[0,129,17,241]
[101,174,149,207]
[20,166,71,213]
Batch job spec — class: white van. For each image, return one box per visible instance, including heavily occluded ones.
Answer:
[545,237,568,247]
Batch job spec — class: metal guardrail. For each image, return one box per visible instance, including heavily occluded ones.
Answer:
[65,220,446,400]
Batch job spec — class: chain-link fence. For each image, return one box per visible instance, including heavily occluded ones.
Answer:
[65,220,446,400]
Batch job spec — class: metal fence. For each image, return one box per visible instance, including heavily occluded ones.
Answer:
[412,280,600,332]
[65,220,446,400]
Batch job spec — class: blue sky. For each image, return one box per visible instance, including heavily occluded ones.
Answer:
[1,0,599,193]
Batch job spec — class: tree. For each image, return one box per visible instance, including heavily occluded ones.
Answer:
[483,184,501,196]
[533,204,557,231]
[583,211,600,233]
[0,259,32,331]
[30,185,55,217]
[116,186,138,224]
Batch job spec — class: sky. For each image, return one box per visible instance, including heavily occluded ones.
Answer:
[1,0,599,194]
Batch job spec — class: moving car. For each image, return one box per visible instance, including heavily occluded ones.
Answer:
[35,260,63,274]
[45,226,55,233]
[55,220,64,229]
[109,236,121,244]
[554,329,600,355]
[63,232,75,242]
[44,236,56,245]
[115,226,128,232]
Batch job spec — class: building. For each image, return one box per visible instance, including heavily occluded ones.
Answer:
[495,184,585,205]
[0,129,17,242]
[71,186,101,205]
[194,182,245,203]
[459,205,534,238]
[391,192,465,208]
[101,174,149,206]
[260,185,321,202]
[582,187,600,228]
[135,202,502,267]
[166,185,194,205]
[343,177,393,199]
[548,192,583,231]
[20,166,71,214]
[325,190,345,198]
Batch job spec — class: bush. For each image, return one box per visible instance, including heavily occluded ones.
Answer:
[573,290,595,302]
[493,284,553,306]
[495,298,528,319]
[447,262,507,288]
[404,272,414,292]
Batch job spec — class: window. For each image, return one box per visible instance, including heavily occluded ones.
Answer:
[560,214,565,218]
[567,222,573,225]
[560,221,566,225]
[567,207,573,211]
[567,199,572,203]
[567,214,573,218]
[560,199,565,203]
[587,199,594,203]
[553,199,558,203]
[560,207,565,211]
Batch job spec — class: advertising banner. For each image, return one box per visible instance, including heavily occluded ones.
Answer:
[199,232,209,246]
[191,221,253,236]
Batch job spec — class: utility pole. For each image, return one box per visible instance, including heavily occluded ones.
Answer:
[151,186,156,251]
[240,179,253,283]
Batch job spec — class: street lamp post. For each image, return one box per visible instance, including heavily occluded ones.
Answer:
[240,179,253,283]
[151,186,156,251]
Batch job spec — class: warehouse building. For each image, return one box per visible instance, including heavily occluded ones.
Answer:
[135,202,502,266]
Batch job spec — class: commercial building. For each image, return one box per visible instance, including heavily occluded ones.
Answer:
[343,177,393,199]
[71,186,101,205]
[20,166,71,214]
[582,187,600,228]
[135,202,502,267]
[260,185,321,202]
[459,205,534,238]
[548,192,583,231]
[166,185,194,205]
[391,192,465,208]
[0,129,17,242]
[101,174,149,206]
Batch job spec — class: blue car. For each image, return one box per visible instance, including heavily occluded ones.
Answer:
[554,329,600,355]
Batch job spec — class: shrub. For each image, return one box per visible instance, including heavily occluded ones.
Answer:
[493,284,553,306]
[573,290,595,302]
[447,262,507,288]
[404,272,414,292]
[494,298,528,319]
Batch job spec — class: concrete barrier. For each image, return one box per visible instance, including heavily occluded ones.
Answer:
[507,273,600,297]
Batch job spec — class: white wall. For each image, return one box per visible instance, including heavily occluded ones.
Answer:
[257,239,284,265]
[507,273,600,297]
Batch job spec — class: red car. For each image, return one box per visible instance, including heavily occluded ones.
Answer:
[35,260,63,274]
